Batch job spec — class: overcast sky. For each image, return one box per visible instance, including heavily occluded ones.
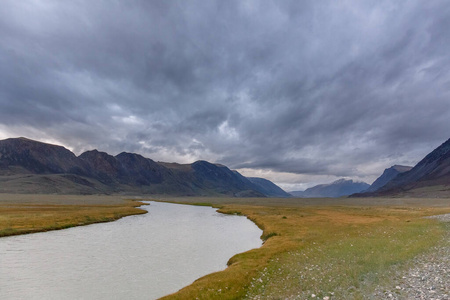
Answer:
[1,0,449,190]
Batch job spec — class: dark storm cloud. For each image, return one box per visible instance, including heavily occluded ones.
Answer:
[1,0,450,185]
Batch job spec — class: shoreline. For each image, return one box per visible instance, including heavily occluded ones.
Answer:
[0,194,147,238]
[1,197,265,300]
[0,206,146,238]
[155,197,450,299]
[1,195,449,299]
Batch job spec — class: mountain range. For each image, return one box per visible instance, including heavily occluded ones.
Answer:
[289,179,369,198]
[0,137,288,197]
[363,165,413,193]
[247,177,291,197]
[290,136,450,198]
[2,137,449,198]
[353,138,450,197]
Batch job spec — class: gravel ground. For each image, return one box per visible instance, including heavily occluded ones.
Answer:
[372,214,450,300]
[246,214,450,300]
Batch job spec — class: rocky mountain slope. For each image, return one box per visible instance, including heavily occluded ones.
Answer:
[0,137,287,197]
[247,177,291,197]
[355,138,450,197]
[290,179,369,198]
[364,165,412,193]
[0,137,87,175]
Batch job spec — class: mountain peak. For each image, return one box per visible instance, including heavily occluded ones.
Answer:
[0,137,275,196]
[332,178,352,184]
[362,164,413,193]
[247,177,290,197]
[5,137,59,147]
[290,179,369,198]
[0,137,83,175]
[355,137,450,196]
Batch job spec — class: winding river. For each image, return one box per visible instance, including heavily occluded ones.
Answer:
[0,201,262,299]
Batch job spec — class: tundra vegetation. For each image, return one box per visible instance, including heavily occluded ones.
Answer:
[0,194,146,237]
[0,195,449,299]
[158,197,450,300]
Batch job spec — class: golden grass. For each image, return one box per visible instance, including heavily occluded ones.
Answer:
[1,195,449,299]
[0,194,146,237]
[158,198,450,299]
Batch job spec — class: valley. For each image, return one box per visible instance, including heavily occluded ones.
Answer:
[0,138,286,197]
[1,137,450,299]
[2,1,450,299]
[1,194,448,299]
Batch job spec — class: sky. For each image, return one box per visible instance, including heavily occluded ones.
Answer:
[1,0,450,191]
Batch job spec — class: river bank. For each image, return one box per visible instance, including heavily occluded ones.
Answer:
[1,200,262,299]
[157,197,450,299]
[1,195,449,299]
[0,194,146,237]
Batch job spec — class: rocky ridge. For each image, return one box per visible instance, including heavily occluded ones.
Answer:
[359,138,450,197]
[0,137,287,197]
[364,165,413,193]
[290,179,370,198]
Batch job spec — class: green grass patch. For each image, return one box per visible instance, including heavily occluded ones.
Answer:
[0,197,146,237]
[192,202,214,207]
[158,200,450,299]
[246,218,446,299]
[2,195,449,299]
[261,231,278,241]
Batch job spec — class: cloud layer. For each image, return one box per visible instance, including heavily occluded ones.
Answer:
[1,0,450,189]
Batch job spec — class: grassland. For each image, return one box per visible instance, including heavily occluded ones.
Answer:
[1,195,449,299]
[0,194,146,237]
[157,197,450,299]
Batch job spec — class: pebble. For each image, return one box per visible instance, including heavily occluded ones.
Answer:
[247,214,449,300]
[372,213,450,299]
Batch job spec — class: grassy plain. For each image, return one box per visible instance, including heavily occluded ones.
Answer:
[1,195,449,299]
[0,194,146,237]
[157,197,450,299]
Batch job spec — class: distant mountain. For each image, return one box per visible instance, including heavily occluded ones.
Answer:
[0,137,87,175]
[78,149,123,184]
[0,137,279,197]
[290,179,369,198]
[247,177,291,197]
[364,165,412,193]
[354,138,450,197]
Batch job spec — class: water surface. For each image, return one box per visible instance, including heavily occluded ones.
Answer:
[0,201,262,299]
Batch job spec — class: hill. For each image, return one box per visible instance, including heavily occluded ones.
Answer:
[0,137,87,175]
[247,177,291,197]
[364,165,412,193]
[0,137,287,197]
[355,138,450,197]
[290,179,369,198]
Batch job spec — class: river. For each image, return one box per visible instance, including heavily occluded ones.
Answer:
[0,201,262,299]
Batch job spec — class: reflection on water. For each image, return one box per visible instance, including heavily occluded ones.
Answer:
[0,201,262,300]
